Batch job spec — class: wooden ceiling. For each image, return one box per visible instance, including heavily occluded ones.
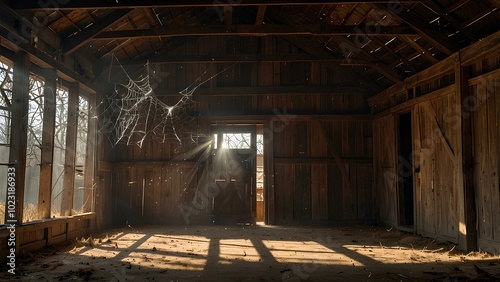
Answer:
[4,0,500,91]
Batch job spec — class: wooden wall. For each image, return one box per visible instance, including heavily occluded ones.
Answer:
[370,56,464,244]
[369,30,500,253]
[0,214,95,261]
[273,119,373,223]
[109,35,373,226]
[469,51,500,254]
[413,91,461,242]
[372,115,397,226]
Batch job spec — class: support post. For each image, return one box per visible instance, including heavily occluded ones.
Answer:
[6,51,30,224]
[264,120,275,224]
[456,54,477,252]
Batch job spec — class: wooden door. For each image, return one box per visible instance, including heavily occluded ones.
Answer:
[212,126,256,225]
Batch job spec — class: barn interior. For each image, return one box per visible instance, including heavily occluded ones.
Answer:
[0,0,499,281]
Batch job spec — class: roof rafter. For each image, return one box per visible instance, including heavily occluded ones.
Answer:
[9,0,423,10]
[255,5,267,25]
[374,3,459,56]
[99,53,369,70]
[422,0,479,41]
[335,36,403,83]
[460,5,497,29]
[488,0,500,9]
[399,36,439,64]
[61,9,133,55]
[282,35,384,93]
[93,24,417,40]
[446,0,471,13]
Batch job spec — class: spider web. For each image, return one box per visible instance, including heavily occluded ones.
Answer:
[97,56,237,148]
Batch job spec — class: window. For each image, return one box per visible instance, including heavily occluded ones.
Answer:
[51,87,68,217]
[213,133,218,149]
[0,56,95,224]
[0,61,13,225]
[23,76,45,222]
[73,95,89,214]
[257,134,263,155]
[221,133,251,149]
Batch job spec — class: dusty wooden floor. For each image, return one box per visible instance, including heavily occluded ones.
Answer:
[1,224,499,281]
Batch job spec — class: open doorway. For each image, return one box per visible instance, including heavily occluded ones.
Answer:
[256,125,265,223]
[398,112,414,226]
[211,125,257,225]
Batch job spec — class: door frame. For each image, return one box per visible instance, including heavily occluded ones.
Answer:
[396,110,416,232]
[211,125,257,224]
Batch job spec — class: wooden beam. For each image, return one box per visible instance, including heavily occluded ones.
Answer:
[56,10,82,32]
[456,56,477,252]
[9,1,424,10]
[6,51,30,224]
[61,9,133,55]
[399,36,439,64]
[372,84,455,119]
[369,53,457,107]
[0,28,96,93]
[37,68,57,220]
[224,6,233,30]
[468,68,500,86]
[155,86,363,97]
[334,36,403,83]
[445,0,470,13]
[371,63,403,84]
[272,12,402,85]
[60,83,79,216]
[459,5,497,29]
[264,120,275,225]
[488,0,500,9]
[255,5,267,24]
[422,1,478,41]
[204,114,371,122]
[460,30,500,66]
[99,54,369,72]
[403,53,456,86]
[93,24,417,39]
[0,45,16,59]
[275,157,372,164]
[374,3,458,56]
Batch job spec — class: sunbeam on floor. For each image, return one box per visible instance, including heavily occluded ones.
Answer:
[2,225,500,282]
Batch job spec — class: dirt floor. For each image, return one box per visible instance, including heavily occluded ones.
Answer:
[1,224,499,281]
